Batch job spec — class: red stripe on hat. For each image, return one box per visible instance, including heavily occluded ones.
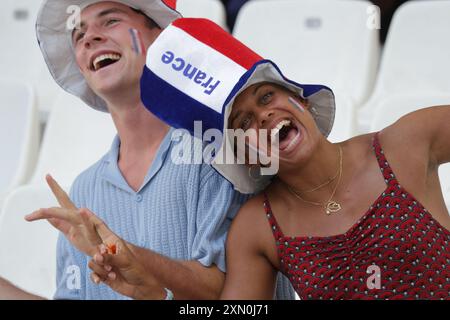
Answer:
[163,0,177,10]
[172,18,262,70]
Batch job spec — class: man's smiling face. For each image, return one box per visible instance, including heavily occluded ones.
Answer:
[72,2,162,98]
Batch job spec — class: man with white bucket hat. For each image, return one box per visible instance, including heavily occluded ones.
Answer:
[0,0,294,300]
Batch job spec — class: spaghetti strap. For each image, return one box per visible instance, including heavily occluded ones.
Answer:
[263,192,285,241]
[372,132,400,187]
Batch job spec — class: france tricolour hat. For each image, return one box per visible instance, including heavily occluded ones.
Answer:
[141,18,336,194]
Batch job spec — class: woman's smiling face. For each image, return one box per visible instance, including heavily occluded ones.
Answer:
[228,82,323,170]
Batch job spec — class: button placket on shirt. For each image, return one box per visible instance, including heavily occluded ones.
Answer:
[134,192,145,247]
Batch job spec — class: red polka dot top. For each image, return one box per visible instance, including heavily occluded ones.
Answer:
[263,133,450,299]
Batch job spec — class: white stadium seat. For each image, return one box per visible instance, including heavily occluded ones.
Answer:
[0,80,39,208]
[0,185,61,299]
[177,0,228,30]
[0,91,115,299]
[358,0,450,132]
[233,0,380,112]
[371,93,450,211]
[0,0,62,118]
[30,92,116,187]
[327,92,355,143]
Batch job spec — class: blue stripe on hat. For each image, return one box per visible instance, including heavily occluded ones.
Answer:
[140,65,224,137]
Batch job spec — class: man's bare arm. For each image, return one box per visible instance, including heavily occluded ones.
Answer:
[0,277,45,300]
[131,246,225,299]
[88,241,225,300]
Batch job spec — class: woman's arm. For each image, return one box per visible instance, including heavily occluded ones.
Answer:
[422,106,450,165]
[220,200,278,300]
[381,105,450,224]
[388,105,450,166]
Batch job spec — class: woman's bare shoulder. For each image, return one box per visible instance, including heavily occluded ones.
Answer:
[229,194,274,243]
[228,192,280,265]
[233,193,268,226]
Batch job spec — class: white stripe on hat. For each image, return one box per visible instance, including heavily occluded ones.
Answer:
[146,25,247,114]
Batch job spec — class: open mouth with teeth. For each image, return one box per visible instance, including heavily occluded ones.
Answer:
[92,53,121,71]
[271,119,301,152]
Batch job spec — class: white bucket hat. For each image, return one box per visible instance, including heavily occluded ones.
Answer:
[140,18,336,194]
[36,0,181,112]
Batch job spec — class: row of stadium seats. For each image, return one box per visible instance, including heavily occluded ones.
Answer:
[0,90,116,298]
[1,0,448,200]
[0,0,449,299]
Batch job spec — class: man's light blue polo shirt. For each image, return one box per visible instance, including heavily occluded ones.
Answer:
[54,129,294,300]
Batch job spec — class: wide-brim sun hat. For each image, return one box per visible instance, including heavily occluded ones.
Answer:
[141,18,336,194]
[36,0,181,112]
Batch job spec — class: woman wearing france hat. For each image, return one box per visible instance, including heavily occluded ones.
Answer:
[89,18,450,299]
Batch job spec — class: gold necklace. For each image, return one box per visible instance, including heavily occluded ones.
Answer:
[296,151,340,193]
[285,146,343,215]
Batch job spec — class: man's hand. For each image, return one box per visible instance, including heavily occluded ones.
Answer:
[25,175,116,256]
[88,241,165,300]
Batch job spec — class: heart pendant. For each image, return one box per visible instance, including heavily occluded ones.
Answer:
[325,201,341,215]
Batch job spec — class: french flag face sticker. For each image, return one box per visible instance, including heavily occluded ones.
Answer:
[129,28,146,56]
[140,18,262,137]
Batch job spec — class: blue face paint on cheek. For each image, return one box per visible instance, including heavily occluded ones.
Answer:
[288,96,305,113]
